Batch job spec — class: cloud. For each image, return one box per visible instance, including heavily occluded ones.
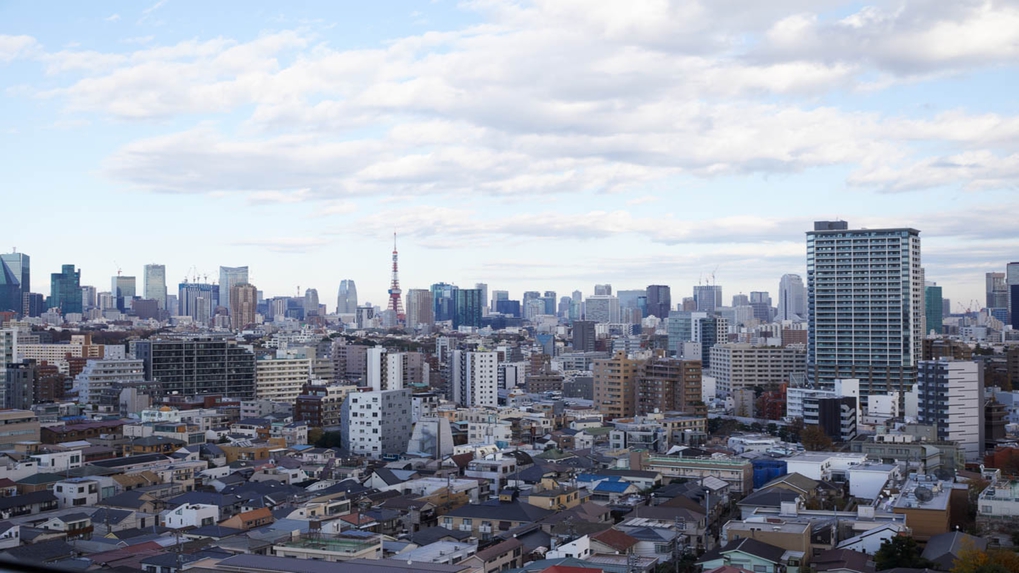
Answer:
[0,35,38,63]
[105,14,121,22]
[231,236,329,253]
[11,1,1019,203]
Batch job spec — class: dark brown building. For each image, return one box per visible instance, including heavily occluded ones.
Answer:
[923,338,974,361]
[635,356,702,416]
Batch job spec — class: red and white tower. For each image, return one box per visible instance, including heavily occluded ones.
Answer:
[388,233,404,321]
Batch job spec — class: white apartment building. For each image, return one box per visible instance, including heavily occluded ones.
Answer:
[255,357,311,403]
[709,344,806,396]
[451,350,498,408]
[72,359,146,407]
[915,359,983,460]
[163,503,219,529]
[340,389,413,459]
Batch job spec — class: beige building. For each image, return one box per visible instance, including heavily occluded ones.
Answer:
[708,343,806,396]
[230,283,258,329]
[643,454,753,495]
[593,351,644,419]
[255,357,311,403]
[0,409,41,449]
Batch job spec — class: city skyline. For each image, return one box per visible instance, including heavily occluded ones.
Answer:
[4,2,1019,307]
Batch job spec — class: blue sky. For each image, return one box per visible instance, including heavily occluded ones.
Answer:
[3,0,1019,311]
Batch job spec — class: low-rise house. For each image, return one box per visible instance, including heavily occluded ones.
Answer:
[920,531,986,570]
[589,528,639,555]
[461,537,524,573]
[162,503,220,529]
[442,500,552,542]
[273,530,383,562]
[0,490,58,518]
[697,538,801,573]
[219,507,274,530]
[38,512,92,540]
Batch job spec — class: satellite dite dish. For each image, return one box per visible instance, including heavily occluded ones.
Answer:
[913,486,934,503]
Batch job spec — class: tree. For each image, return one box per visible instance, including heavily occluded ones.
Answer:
[786,417,805,443]
[800,425,833,451]
[874,536,933,571]
[308,427,324,446]
[314,431,343,448]
[951,545,1019,573]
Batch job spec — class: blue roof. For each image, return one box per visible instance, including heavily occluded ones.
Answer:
[594,481,633,493]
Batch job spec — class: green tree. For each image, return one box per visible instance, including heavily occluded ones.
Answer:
[314,431,343,448]
[800,425,833,451]
[875,536,933,571]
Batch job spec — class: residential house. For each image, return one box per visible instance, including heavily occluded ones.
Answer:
[697,538,801,573]
[442,500,552,542]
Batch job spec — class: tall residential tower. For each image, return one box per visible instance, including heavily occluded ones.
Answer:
[806,221,922,403]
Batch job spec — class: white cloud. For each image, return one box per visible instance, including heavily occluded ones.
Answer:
[105,14,121,22]
[231,236,329,253]
[0,35,38,63]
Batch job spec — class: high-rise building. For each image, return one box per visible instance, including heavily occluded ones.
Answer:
[475,283,488,316]
[594,284,612,296]
[693,285,722,313]
[495,300,520,317]
[666,310,707,356]
[336,279,358,314]
[749,291,772,322]
[0,258,20,314]
[777,274,806,321]
[453,288,483,329]
[942,298,952,317]
[431,283,457,322]
[72,359,146,408]
[592,350,642,419]
[807,221,922,401]
[915,359,983,460]
[138,338,256,398]
[986,272,1008,309]
[49,264,82,314]
[0,252,29,295]
[708,343,806,396]
[585,295,620,323]
[303,288,320,317]
[490,290,509,312]
[406,289,434,327]
[255,357,311,403]
[645,285,671,319]
[451,350,497,407]
[635,357,702,415]
[698,317,727,369]
[573,320,596,352]
[230,283,258,328]
[924,283,943,335]
[81,286,97,310]
[340,388,412,459]
[178,282,218,323]
[1008,262,1019,326]
[112,275,136,312]
[143,264,167,310]
[219,266,249,314]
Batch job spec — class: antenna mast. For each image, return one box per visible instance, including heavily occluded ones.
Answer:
[388,232,404,322]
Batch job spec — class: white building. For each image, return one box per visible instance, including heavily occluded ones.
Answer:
[72,359,145,407]
[914,359,984,460]
[255,357,311,403]
[53,478,101,509]
[784,452,868,482]
[162,503,219,529]
[451,350,498,408]
[340,389,413,459]
[585,295,620,324]
[708,344,806,396]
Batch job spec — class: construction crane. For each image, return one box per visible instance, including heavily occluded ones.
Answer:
[711,265,719,286]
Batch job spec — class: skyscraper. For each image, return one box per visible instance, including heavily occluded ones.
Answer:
[490,290,508,312]
[49,264,82,314]
[572,320,596,352]
[692,285,722,313]
[406,289,434,327]
[111,276,136,312]
[0,259,20,314]
[585,295,620,323]
[807,221,922,401]
[1008,262,1019,326]
[749,291,772,322]
[475,283,488,316]
[925,283,943,335]
[453,288,483,329]
[336,279,357,314]
[303,288,320,317]
[594,284,612,296]
[778,274,806,321]
[178,282,218,323]
[230,283,258,329]
[143,264,167,309]
[431,282,457,322]
[645,285,671,319]
[986,272,1008,309]
[0,251,29,295]
[388,234,404,320]
[219,266,249,314]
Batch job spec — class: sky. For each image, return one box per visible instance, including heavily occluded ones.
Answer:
[3,0,1019,312]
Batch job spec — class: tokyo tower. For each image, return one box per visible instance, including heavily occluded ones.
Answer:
[388,233,405,321]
